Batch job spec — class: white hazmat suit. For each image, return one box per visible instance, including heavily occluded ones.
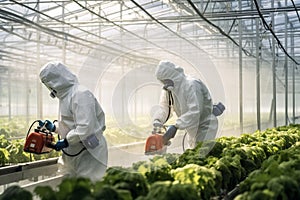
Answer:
[153,61,218,148]
[39,61,108,182]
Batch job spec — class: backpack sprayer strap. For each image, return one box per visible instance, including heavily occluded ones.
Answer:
[163,90,174,124]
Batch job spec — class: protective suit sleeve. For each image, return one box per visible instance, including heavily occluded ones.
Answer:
[175,85,202,130]
[152,89,173,124]
[66,90,102,146]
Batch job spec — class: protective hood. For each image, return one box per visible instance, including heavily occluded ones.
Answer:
[39,61,78,98]
[155,60,185,87]
[154,60,218,148]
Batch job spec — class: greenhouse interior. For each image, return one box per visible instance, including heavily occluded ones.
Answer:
[1,0,300,199]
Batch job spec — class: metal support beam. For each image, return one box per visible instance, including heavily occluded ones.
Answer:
[62,2,66,63]
[0,158,59,186]
[238,0,243,133]
[8,70,11,120]
[291,24,295,124]
[284,0,288,125]
[25,65,29,125]
[36,0,43,119]
[271,0,277,127]
[256,18,261,130]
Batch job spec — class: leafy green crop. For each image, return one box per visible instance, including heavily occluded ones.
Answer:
[2,124,300,199]
[171,164,221,200]
[136,181,200,200]
[237,143,300,199]
[102,166,148,199]
[0,148,9,166]
[0,136,61,166]
[0,185,32,200]
[0,118,61,166]
[34,177,133,200]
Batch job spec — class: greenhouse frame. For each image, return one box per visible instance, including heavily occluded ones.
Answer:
[1,0,300,199]
[0,0,299,132]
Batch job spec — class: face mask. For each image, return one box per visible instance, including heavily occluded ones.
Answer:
[161,79,174,91]
[43,81,57,98]
[50,89,57,98]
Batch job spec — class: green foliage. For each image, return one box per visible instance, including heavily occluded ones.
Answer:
[0,185,32,200]
[104,127,145,145]
[172,146,206,168]
[32,149,61,161]
[203,140,224,158]
[34,178,131,200]
[35,178,94,200]
[0,118,61,165]
[57,177,93,200]
[102,166,148,199]
[136,181,200,200]
[0,118,29,138]
[6,139,31,163]
[219,155,245,190]
[135,156,174,184]
[0,136,61,165]
[0,148,10,166]
[34,186,56,200]
[3,124,300,199]
[223,145,266,177]
[171,164,221,199]
[94,182,133,200]
[158,153,180,165]
[238,144,300,199]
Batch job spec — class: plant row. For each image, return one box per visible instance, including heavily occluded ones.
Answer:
[1,124,300,200]
[236,141,300,199]
[0,135,60,166]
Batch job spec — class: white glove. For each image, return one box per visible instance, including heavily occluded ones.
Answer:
[153,119,163,127]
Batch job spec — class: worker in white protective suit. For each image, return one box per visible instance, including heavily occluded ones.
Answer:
[152,60,224,149]
[39,61,108,182]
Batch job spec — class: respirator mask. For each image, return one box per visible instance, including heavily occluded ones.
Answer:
[42,81,57,98]
[161,79,174,91]
[49,89,57,98]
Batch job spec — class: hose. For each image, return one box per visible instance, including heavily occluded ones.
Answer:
[62,148,86,157]
[27,120,86,157]
[57,131,86,157]
[26,120,39,139]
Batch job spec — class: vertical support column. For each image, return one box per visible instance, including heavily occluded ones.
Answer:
[36,0,43,119]
[0,73,1,115]
[134,70,137,123]
[25,65,30,125]
[62,2,66,63]
[98,4,102,38]
[291,24,295,123]
[8,69,11,120]
[55,2,65,120]
[98,4,102,102]
[255,18,261,130]
[284,0,288,125]
[120,2,125,124]
[238,0,243,133]
[199,0,203,11]
[271,0,277,127]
